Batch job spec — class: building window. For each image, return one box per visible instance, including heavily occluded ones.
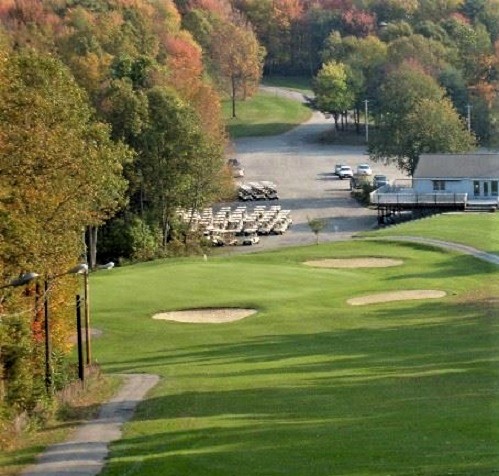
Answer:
[484,181,489,196]
[492,181,498,197]
[432,180,445,191]
[474,181,480,196]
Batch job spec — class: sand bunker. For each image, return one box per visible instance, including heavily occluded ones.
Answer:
[348,290,446,306]
[152,308,257,323]
[304,258,403,268]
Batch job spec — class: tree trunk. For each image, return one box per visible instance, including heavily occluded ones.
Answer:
[231,75,237,118]
[87,226,98,269]
[333,112,340,131]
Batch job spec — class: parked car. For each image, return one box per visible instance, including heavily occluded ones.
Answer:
[356,163,372,176]
[227,158,244,178]
[334,164,345,176]
[373,174,389,188]
[338,165,353,179]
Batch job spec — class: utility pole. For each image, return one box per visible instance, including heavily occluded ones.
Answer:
[364,99,369,143]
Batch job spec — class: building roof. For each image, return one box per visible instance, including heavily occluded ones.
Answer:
[414,153,499,179]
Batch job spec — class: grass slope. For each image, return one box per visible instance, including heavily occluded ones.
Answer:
[223,91,312,138]
[262,75,313,94]
[87,239,499,476]
[361,213,499,256]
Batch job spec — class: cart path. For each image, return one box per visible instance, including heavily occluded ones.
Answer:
[21,373,159,476]
[366,235,499,265]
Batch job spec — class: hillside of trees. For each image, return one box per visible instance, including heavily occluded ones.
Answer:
[0,0,265,427]
[232,0,498,169]
[1,0,498,435]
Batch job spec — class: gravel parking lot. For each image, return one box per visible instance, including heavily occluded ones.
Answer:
[230,87,405,251]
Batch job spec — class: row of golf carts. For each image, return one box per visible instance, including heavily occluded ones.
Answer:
[176,205,292,246]
[238,181,279,201]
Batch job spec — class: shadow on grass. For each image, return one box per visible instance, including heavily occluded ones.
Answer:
[99,301,499,475]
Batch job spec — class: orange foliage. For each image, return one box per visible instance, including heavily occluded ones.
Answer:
[273,0,303,26]
[0,0,16,20]
[188,0,232,18]
[192,83,226,140]
[8,0,45,24]
[473,81,497,108]
[449,12,470,25]
[164,32,204,96]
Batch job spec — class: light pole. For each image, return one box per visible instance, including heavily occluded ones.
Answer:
[364,99,369,143]
[466,104,472,132]
[43,263,89,392]
[62,263,91,385]
[66,264,91,366]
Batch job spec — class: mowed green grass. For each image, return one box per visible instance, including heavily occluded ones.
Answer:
[262,75,313,94]
[88,239,499,475]
[222,91,312,138]
[361,213,499,256]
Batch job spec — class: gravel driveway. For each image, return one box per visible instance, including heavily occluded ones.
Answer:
[229,86,405,251]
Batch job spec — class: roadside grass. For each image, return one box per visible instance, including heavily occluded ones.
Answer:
[74,239,499,475]
[222,91,312,138]
[360,212,499,256]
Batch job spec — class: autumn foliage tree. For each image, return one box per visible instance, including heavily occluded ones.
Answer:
[0,49,130,411]
[209,17,265,117]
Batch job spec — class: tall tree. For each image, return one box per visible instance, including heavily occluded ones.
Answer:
[313,61,356,130]
[209,18,265,118]
[138,87,225,246]
[369,63,475,174]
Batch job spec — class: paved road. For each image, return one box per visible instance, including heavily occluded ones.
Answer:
[230,86,405,251]
[368,235,499,265]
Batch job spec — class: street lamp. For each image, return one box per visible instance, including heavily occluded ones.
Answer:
[66,264,91,366]
[0,272,39,290]
[364,99,369,143]
[44,263,89,393]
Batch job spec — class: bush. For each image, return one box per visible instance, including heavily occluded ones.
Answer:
[351,182,375,205]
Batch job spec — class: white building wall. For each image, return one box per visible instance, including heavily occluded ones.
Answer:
[413,179,471,194]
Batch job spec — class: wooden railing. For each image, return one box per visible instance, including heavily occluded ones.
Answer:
[370,187,468,206]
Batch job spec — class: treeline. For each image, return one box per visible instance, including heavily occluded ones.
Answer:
[0,0,263,423]
[234,0,499,168]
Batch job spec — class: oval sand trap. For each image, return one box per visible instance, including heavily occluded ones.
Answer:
[152,308,257,323]
[348,290,446,306]
[304,258,403,268]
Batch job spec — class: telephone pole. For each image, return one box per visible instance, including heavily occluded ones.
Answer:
[364,99,369,143]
